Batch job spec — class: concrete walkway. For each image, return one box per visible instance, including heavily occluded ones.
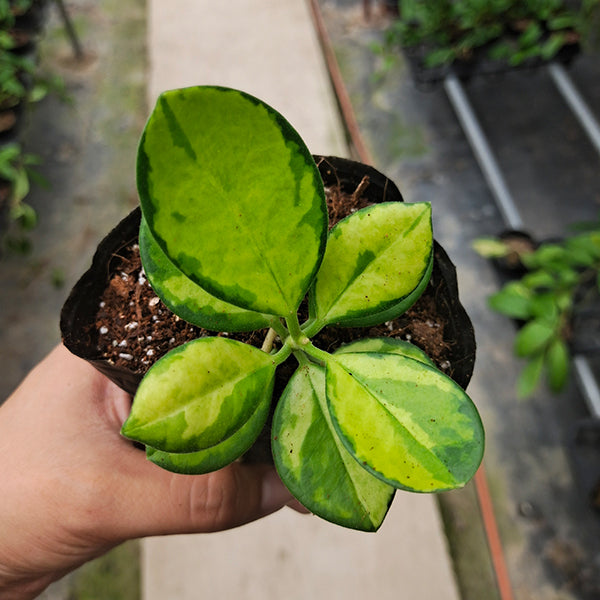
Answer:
[143,2,460,598]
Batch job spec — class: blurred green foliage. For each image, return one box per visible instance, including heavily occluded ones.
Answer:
[384,0,600,68]
[474,219,600,397]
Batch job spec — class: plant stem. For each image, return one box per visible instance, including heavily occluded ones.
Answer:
[261,328,278,353]
[301,340,333,366]
[272,342,293,367]
[301,317,325,338]
[285,312,307,344]
[293,350,312,367]
[268,317,288,341]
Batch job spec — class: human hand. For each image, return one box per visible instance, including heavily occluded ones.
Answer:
[0,345,295,600]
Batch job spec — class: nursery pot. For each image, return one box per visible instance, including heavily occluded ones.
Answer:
[486,229,600,355]
[0,99,25,141]
[61,155,476,400]
[492,229,538,280]
[13,0,49,35]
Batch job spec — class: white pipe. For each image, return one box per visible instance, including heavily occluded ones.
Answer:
[548,62,600,157]
[443,74,524,230]
[573,356,600,418]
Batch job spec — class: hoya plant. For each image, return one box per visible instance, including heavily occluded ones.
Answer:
[121,85,484,531]
[474,223,600,398]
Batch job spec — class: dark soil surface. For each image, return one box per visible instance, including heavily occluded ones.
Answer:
[94,180,451,378]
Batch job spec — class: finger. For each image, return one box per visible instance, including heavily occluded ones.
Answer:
[286,498,311,514]
[105,451,294,541]
[46,346,296,541]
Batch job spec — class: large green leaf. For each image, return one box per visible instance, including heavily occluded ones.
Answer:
[137,85,327,317]
[309,202,433,327]
[139,217,271,332]
[272,363,395,531]
[121,337,275,453]
[326,352,484,492]
[145,393,270,474]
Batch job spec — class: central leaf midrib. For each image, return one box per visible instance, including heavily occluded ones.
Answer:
[201,161,291,313]
[308,366,382,527]
[320,209,427,322]
[336,360,456,483]
[138,363,270,432]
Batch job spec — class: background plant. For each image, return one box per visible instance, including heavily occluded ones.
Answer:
[0,0,41,108]
[120,85,484,532]
[0,0,66,247]
[384,0,600,68]
[0,141,45,252]
[474,221,600,397]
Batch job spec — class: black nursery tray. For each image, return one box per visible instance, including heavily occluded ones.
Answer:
[402,39,580,88]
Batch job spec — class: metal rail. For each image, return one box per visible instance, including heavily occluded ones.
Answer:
[53,0,85,60]
[443,71,600,418]
[548,63,600,157]
[443,75,524,231]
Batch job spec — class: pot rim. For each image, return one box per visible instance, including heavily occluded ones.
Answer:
[60,155,476,394]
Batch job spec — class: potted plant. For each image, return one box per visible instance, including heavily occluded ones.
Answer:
[0,34,32,138]
[474,221,600,397]
[1,0,47,55]
[0,140,40,251]
[382,0,599,85]
[61,85,484,531]
[474,224,600,510]
[5,0,48,35]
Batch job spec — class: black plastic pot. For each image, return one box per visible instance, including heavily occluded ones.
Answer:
[61,207,145,395]
[491,229,538,280]
[13,0,49,36]
[0,100,26,142]
[61,155,476,396]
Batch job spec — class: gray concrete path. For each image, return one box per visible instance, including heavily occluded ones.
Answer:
[142,2,460,599]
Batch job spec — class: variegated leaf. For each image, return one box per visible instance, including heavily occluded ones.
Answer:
[121,337,275,453]
[145,394,270,474]
[139,217,271,332]
[137,86,327,317]
[310,202,433,327]
[326,352,484,492]
[272,363,394,531]
[334,337,435,366]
